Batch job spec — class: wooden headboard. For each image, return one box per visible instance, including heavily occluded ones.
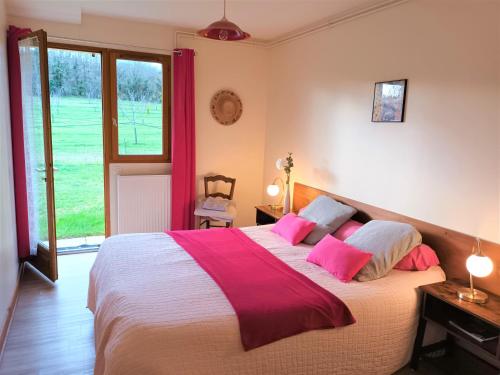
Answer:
[293,182,500,296]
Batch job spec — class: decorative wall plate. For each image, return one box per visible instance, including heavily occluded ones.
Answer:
[210,89,243,126]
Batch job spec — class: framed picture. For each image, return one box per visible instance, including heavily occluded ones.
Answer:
[371,79,407,123]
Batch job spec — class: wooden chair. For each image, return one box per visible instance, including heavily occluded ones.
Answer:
[204,175,236,200]
[194,175,237,228]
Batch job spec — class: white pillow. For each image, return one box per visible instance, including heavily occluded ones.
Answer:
[345,220,422,281]
[299,195,357,245]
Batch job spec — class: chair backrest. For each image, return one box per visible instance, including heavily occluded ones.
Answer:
[204,175,236,200]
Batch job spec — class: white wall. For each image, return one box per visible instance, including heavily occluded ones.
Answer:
[0,0,19,338]
[177,35,268,226]
[8,13,176,52]
[263,0,500,242]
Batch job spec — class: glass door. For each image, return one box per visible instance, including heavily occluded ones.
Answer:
[18,30,58,281]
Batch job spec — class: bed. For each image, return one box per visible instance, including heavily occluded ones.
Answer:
[88,224,445,375]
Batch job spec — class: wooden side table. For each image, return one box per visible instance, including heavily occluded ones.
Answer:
[255,205,283,225]
[411,280,500,371]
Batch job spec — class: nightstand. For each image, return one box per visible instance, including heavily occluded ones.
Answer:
[411,280,500,371]
[255,205,284,225]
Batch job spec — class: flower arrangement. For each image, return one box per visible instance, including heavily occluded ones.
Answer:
[276,152,294,185]
[283,152,294,185]
[275,152,294,214]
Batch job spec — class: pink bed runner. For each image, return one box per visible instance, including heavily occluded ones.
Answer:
[166,228,355,350]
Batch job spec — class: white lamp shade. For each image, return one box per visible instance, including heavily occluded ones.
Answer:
[466,254,494,278]
[267,184,280,197]
[275,158,284,170]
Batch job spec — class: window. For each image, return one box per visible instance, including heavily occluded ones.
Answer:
[110,51,170,162]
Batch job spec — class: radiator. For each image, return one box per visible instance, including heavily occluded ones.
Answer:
[117,175,171,234]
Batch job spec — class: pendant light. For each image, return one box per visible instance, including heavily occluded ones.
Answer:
[197,0,250,41]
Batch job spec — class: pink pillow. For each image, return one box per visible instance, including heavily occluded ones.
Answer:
[271,213,316,245]
[333,219,363,241]
[307,235,372,282]
[394,244,440,271]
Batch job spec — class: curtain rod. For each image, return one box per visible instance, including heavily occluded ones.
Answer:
[47,35,189,55]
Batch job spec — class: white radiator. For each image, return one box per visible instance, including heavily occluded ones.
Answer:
[117,175,171,234]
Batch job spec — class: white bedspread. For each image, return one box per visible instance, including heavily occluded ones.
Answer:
[88,225,445,375]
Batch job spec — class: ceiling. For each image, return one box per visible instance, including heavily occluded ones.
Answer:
[6,0,398,42]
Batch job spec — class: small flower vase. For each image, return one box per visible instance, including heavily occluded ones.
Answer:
[283,183,291,214]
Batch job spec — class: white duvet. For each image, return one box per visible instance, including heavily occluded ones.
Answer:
[88,225,445,375]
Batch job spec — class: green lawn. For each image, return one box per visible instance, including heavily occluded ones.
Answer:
[50,96,104,239]
[47,96,162,239]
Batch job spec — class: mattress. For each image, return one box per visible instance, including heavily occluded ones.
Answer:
[88,225,445,375]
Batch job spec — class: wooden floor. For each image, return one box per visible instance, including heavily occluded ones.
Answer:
[0,252,494,375]
[0,253,96,375]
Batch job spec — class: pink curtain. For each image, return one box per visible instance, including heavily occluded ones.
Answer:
[171,49,196,230]
[7,25,32,258]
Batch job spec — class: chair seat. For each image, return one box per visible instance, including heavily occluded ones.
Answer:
[194,202,237,223]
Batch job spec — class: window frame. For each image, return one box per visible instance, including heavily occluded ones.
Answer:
[109,50,171,163]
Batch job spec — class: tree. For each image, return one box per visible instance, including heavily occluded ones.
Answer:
[117,60,162,144]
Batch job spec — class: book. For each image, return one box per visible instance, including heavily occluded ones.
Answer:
[449,320,498,343]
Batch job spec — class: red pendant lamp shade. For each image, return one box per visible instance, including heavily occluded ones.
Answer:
[197,0,250,41]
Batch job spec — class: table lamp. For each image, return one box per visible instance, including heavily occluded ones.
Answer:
[266,178,283,210]
[456,238,494,304]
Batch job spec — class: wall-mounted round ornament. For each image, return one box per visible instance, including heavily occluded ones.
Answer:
[210,89,242,126]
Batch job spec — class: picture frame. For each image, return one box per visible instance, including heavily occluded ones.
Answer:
[371,79,407,123]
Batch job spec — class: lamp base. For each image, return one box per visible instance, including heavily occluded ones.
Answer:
[268,204,282,211]
[456,287,488,304]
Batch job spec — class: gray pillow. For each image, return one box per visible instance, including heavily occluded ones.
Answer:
[299,195,357,245]
[345,220,422,281]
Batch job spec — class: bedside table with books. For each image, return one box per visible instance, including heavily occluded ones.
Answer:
[411,280,500,371]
